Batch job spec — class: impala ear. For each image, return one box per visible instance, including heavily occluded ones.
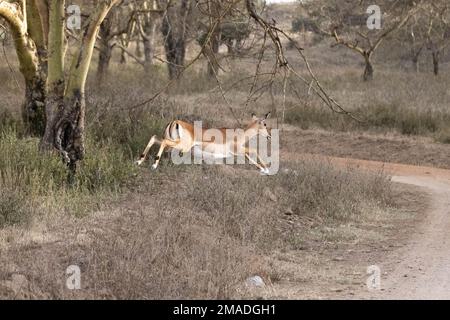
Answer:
[251,113,258,121]
[264,112,271,119]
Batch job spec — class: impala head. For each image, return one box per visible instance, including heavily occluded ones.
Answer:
[250,112,272,140]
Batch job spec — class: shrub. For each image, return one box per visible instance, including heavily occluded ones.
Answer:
[0,188,33,228]
[0,109,22,133]
[272,160,392,222]
[436,127,450,144]
[286,101,449,137]
[188,166,281,250]
[0,128,138,222]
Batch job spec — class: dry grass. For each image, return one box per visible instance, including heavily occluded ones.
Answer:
[0,158,393,299]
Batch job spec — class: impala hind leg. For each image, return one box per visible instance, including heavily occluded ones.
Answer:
[152,139,180,170]
[136,135,161,166]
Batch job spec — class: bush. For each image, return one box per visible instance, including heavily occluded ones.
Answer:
[0,130,136,194]
[0,188,33,228]
[286,101,449,138]
[0,109,22,133]
[86,106,167,160]
[0,128,138,222]
[188,166,281,250]
[272,160,392,222]
[292,17,320,33]
[436,127,450,144]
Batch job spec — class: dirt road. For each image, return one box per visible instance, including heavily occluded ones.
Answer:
[325,156,450,299]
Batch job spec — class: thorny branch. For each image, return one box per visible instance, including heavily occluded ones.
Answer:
[129,0,360,125]
[244,0,361,122]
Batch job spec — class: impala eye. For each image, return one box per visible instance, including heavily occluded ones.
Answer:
[264,123,267,126]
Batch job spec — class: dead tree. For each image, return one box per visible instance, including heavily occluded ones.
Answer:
[96,5,135,82]
[423,2,450,76]
[408,23,425,72]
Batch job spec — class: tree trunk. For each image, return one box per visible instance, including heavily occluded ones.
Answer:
[142,19,158,68]
[161,0,188,79]
[412,56,419,73]
[161,17,185,79]
[97,41,113,82]
[1,1,47,136]
[119,37,127,64]
[47,0,119,173]
[136,34,143,58]
[432,51,439,76]
[143,36,153,66]
[96,20,113,82]
[207,32,221,77]
[226,40,234,55]
[40,0,65,151]
[411,47,422,73]
[53,89,85,174]
[40,81,64,150]
[363,54,374,81]
[23,72,47,136]
[120,48,127,64]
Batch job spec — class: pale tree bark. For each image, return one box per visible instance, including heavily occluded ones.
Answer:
[1,0,127,174]
[40,0,65,150]
[49,0,120,173]
[0,0,47,135]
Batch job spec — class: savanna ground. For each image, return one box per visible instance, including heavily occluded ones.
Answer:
[1,3,450,299]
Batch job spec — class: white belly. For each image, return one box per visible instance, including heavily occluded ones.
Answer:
[192,145,233,159]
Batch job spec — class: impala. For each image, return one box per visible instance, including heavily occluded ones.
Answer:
[136,113,272,174]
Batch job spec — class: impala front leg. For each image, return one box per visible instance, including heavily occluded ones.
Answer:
[245,148,269,175]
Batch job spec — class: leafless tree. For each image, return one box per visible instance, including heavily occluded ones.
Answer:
[423,2,450,76]
[97,4,136,82]
[135,0,163,69]
[303,0,421,81]
[161,0,194,79]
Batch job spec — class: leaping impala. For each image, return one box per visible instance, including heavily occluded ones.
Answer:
[136,113,272,174]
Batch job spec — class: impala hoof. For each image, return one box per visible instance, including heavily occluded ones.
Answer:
[260,168,270,175]
[135,159,144,166]
[151,163,158,170]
